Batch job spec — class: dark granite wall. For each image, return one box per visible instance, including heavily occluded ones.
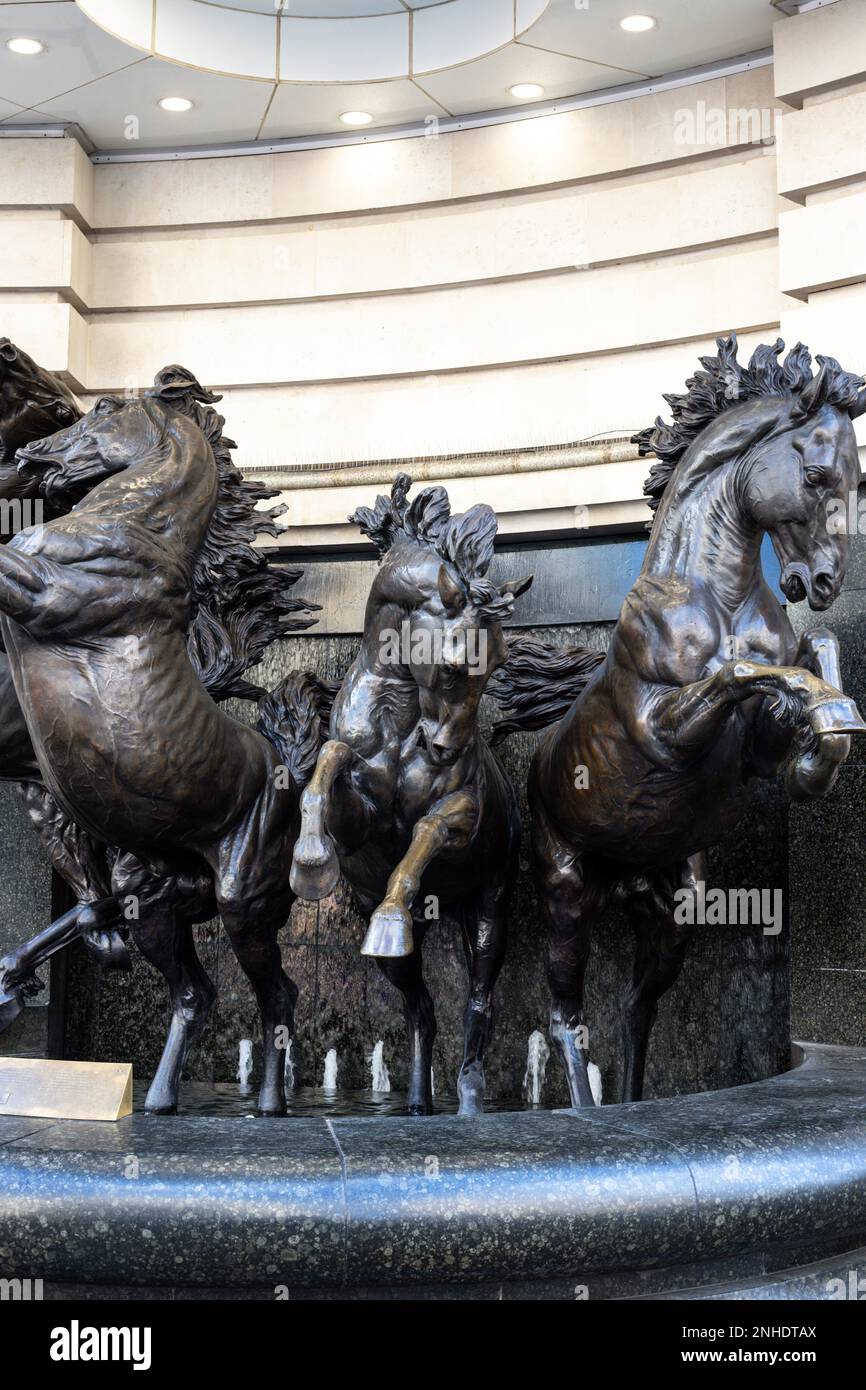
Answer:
[0,785,54,1057]
[61,620,791,1108]
[789,500,866,1047]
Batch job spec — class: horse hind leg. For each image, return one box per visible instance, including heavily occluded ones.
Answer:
[219,895,298,1117]
[457,894,508,1117]
[536,820,602,1108]
[376,934,436,1115]
[621,853,702,1103]
[129,908,216,1114]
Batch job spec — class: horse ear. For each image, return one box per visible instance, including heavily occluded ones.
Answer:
[0,339,17,363]
[797,362,828,418]
[437,563,465,615]
[499,574,533,601]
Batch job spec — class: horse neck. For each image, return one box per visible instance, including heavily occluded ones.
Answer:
[82,429,217,559]
[643,449,763,612]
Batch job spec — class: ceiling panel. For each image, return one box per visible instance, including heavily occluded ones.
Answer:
[262,76,449,140]
[525,0,772,74]
[0,0,777,150]
[0,1,145,107]
[420,42,644,116]
[30,55,275,148]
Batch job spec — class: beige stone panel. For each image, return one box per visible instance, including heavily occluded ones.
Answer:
[85,240,783,391]
[79,330,774,470]
[779,191,866,299]
[778,89,866,199]
[92,68,777,230]
[0,140,94,228]
[271,459,650,549]
[0,300,88,388]
[774,0,866,105]
[0,221,92,305]
[780,282,866,446]
[90,152,777,310]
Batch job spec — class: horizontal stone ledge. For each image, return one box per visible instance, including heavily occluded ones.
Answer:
[0,1044,863,1292]
[252,438,642,493]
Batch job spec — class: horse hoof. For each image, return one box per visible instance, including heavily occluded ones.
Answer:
[290,835,340,901]
[257,1103,287,1118]
[361,905,414,958]
[144,1101,177,1116]
[407,1102,432,1117]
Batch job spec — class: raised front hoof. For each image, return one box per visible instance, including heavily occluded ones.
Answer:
[810,695,866,736]
[361,905,414,958]
[290,835,340,901]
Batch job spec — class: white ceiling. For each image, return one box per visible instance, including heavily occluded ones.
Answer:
[0,0,778,152]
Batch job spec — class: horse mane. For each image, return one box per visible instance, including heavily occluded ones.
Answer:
[488,635,606,744]
[148,365,319,701]
[350,472,511,620]
[634,334,865,526]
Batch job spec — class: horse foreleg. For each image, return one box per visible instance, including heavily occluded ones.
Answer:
[783,628,854,800]
[290,740,367,901]
[376,942,436,1115]
[621,854,701,1103]
[15,781,130,970]
[0,900,121,1032]
[657,659,865,759]
[457,893,508,1117]
[362,790,476,958]
[0,547,48,625]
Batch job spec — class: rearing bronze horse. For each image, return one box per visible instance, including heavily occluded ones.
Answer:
[493,337,866,1106]
[291,477,531,1114]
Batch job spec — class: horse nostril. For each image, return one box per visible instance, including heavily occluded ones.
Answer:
[814,571,834,596]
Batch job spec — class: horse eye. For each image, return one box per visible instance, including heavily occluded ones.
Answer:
[805,469,825,487]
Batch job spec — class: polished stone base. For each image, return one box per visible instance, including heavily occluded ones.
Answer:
[0,1044,864,1300]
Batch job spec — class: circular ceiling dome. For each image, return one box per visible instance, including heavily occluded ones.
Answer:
[76,0,552,84]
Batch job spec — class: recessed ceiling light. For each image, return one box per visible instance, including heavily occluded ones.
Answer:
[620,14,657,33]
[509,83,545,100]
[6,38,45,56]
[339,111,373,127]
[159,96,194,113]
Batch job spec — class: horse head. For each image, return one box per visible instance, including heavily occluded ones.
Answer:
[637,336,866,611]
[16,394,170,508]
[0,339,81,466]
[16,366,217,512]
[747,370,863,610]
[413,562,532,767]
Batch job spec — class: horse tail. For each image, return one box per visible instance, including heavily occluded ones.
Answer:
[488,635,606,745]
[256,672,340,789]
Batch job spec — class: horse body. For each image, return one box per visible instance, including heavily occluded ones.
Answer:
[0,387,323,1114]
[495,337,866,1108]
[291,477,529,1115]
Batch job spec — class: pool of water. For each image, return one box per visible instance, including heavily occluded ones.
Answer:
[134,1081,537,1118]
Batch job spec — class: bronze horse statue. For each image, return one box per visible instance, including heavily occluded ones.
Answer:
[0,381,331,1115]
[291,476,531,1115]
[492,336,866,1106]
[0,340,131,980]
